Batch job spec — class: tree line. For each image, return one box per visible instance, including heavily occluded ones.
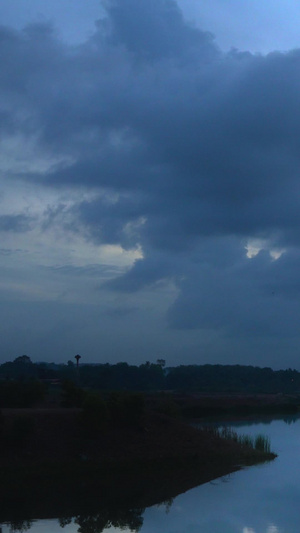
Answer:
[0,356,300,406]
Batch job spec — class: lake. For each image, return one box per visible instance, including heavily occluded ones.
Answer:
[2,415,300,532]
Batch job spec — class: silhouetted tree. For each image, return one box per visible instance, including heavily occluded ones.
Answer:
[14,355,32,365]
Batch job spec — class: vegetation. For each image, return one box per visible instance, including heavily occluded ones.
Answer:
[0,357,280,531]
[1,357,300,395]
[212,427,272,454]
[0,405,276,515]
[0,379,45,407]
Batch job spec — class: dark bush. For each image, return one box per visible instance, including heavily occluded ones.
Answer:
[108,392,145,428]
[8,415,36,448]
[61,380,85,407]
[154,393,181,418]
[0,380,45,408]
[81,392,109,437]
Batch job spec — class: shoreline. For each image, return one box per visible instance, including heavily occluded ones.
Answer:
[0,407,276,522]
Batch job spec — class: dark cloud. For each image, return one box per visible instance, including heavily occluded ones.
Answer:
[42,263,123,279]
[2,0,300,362]
[0,248,25,255]
[105,253,173,292]
[168,245,300,337]
[101,0,216,62]
[0,214,33,232]
[105,304,139,318]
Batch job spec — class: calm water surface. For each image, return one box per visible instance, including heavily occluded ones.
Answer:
[2,416,300,533]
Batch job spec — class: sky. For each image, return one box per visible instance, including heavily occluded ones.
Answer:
[1,0,300,368]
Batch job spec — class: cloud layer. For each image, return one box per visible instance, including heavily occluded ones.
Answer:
[1,0,300,366]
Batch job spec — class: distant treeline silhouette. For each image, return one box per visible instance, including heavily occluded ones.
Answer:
[0,356,300,404]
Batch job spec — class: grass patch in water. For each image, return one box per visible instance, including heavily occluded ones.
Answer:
[254,434,271,454]
[217,426,272,455]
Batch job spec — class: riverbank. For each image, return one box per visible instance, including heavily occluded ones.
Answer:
[0,406,276,465]
[0,406,276,521]
[147,391,300,420]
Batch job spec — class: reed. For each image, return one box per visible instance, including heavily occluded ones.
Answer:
[254,434,271,454]
[207,426,273,455]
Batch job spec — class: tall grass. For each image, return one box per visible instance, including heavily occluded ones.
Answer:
[254,434,271,453]
[211,426,272,454]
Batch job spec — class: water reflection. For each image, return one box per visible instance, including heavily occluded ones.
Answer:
[243,527,280,533]
[4,521,33,533]
[3,501,176,533]
[3,415,300,533]
[69,507,144,533]
[4,507,146,533]
[283,415,298,424]
[198,413,300,429]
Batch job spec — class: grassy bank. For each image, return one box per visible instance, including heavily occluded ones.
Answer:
[0,406,276,523]
[147,391,300,420]
[0,406,276,466]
